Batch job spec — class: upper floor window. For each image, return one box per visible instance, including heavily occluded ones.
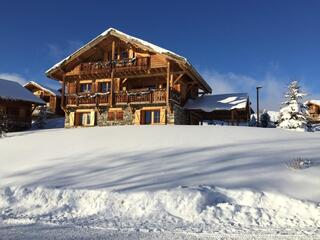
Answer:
[80,83,92,93]
[121,51,128,59]
[98,82,111,93]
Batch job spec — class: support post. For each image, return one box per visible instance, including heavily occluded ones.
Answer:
[256,86,262,127]
[166,61,170,107]
[110,40,116,106]
[61,72,66,110]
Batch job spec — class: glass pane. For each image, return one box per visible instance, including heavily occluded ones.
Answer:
[145,111,152,124]
[153,110,160,123]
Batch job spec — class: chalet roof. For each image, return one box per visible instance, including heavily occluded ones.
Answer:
[0,79,45,104]
[305,100,320,106]
[24,81,61,97]
[46,27,212,93]
[184,93,249,112]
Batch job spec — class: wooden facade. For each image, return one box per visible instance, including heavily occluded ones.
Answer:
[306,101,320,123]
[46,28,212,127]
[24,81,63,115]
[0,79,45,131]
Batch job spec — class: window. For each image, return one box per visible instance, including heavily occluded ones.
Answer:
[121,51,128,59]
[108,111,115,121]
[153,110,160,123]
[143,110,161,124]
[80,83,92,93]
[116,111,123,121]
[99,82,111,93]
[108,111,123,121]
[80,112,91,126]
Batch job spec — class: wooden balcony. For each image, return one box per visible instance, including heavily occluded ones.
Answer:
[115,89,166,105]
[66,57,150,79]
[66,93,110,106]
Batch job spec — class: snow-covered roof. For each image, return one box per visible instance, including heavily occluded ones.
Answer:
[184,93,249,112]
[0,79,45,104]
[24,81,61,97]
[46,27,211,92]
[305,100,320,106]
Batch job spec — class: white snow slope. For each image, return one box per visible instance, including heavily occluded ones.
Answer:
[0,126,320,237]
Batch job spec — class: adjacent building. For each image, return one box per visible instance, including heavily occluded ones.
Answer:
[24,81,63,115]
[0,79,45,131]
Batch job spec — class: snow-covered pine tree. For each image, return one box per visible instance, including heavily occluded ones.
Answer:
[260,110,271,128]
[278,80,309,131]
[0,110,8,137]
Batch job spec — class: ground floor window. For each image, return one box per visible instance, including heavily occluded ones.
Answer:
[108,110,124,121]
[142,110,161,124]
[81,112,91,126]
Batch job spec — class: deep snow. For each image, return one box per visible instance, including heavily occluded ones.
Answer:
[0,126,319,236]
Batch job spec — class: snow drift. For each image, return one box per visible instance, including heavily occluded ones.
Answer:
[0,185,319,235]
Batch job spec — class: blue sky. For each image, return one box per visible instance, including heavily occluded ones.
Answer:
[0,0,319,110]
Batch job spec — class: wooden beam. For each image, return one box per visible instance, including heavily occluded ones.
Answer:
[110,41,116,106]
[61,71,66,110]
[173,73,184,84]
[166,62,170,107]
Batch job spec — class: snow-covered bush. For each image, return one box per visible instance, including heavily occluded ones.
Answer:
[278,81,309,131]
[285,157,312,170]
[0,110,8,138]
[260,110,271,128]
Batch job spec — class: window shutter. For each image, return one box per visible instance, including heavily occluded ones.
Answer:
[69,112,75,127]
[160,109,166,124]
[134,110,141,125]
[90,111,95,126]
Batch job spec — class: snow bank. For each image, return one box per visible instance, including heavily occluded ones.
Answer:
[0,185,319,235]
[1,126,320,234]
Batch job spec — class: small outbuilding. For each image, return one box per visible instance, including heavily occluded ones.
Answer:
[24,81,63,115]
[0,79,45,131]
[184,93,252,125]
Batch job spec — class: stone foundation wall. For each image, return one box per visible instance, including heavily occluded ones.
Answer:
[97,107,133,126]
[167,104,189,125]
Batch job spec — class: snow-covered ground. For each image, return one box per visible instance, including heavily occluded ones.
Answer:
[0,126,319,238]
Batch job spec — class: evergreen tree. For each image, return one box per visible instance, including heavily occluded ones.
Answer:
[278,81,309,131]
[260,110,271,128]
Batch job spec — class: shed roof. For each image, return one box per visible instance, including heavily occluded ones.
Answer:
[184,93,249,112]
[0,79,45,104]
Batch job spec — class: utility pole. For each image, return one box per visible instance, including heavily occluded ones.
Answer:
[256,86,262,127]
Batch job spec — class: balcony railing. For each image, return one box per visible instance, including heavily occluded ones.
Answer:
[115,89,166,104]
[66,93,110,106]
[65,89,167,106]
[69,57,150,77]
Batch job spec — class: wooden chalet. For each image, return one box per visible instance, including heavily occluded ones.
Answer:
[184,93,251,125]
[305,100,320,123]
[24,81,63,115]
[0,79,45,131]
[46,28,213,127]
